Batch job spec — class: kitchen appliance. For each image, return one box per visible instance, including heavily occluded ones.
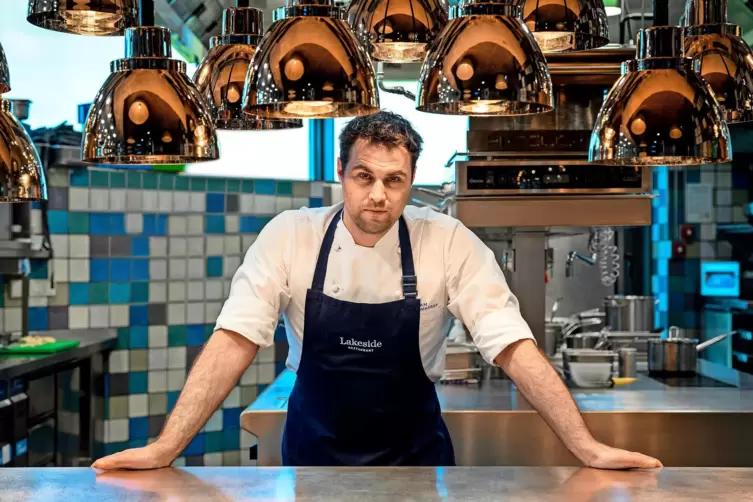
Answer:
[604,295,657,332]
[562,349,617,388]
[648,327,740,374]
[618,347,637,378]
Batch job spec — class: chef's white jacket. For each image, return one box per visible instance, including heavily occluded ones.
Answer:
[215,202,535,380]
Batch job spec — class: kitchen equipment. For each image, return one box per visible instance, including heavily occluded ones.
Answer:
[648,327,739,374]
[618,347,637,378]
[604,295,657,332]
[0,339,78,354]
[565,331,604,349]
[562,349,617,388]
[545,321,565,356]
[443,343,484,383]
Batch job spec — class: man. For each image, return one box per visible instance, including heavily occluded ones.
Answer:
[93,111,661,469]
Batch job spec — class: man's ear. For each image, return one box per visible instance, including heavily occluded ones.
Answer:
[337,157,344,182]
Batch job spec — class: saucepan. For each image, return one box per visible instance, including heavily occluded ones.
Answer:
[648,326,741,375]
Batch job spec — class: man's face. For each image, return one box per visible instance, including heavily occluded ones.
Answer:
[337,138,414,237]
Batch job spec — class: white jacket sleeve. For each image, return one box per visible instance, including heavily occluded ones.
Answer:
[213,211,293,348]
[445,222,536,365]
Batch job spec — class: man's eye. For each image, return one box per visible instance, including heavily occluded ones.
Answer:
[388,177,403,183]
[357,173,371,180]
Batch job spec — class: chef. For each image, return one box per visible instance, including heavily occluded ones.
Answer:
[92,111,661,470]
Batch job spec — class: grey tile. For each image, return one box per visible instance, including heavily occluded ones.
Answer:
[226,194,239,213]
[292,182,309,197]
[48,306,69,330]
[89,236,110,258]
[47,187,69,210]
[110,236,131,257]
[109,396,129,418]
[109,374,129,396]
[185,456,204,467]
[90,306,109,328]
[187,345,203,367]
[149,303,167,325]
[149,348,168,371]
[126,190,143,211]
[223,450,241,467]
[131,349,149,371]
[148,415,166,437]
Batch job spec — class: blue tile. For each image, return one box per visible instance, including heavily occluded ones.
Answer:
[255,180,275,195]
[69,283,89,305]
[90,213,110,235]
[110,214,126,235]
[186,324,205,346]
[69,170,89,187]
[29,307,48,331]
[110,283,130,304]
[111,259,131,281]
[239,216,266,233]
[156,215,167,235]
[205,215,225,234]
[132,237,149,257]
[29,260,48,280]
[143,214,158,235]
[206,256,223,278]
[90,259,109,282]
[129,439,147,448]
[129,417,149,440]
[184,434,205,456]
[130,305,149,326]
[686,170,701,183]
[132,259,149,281]
[206,193,225,213]
[48,210,69,234]
[131,282,149,303]
[309,197,323,208]
[130,326,148,348]
[222,408,241,429]
[167,391,180,412]
[129,372,147,394]
[222,428,240,450]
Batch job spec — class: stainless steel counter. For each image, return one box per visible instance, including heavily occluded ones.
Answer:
[2,467,752,501]
[242,360,753,467]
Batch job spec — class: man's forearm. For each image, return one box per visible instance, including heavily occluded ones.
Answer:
[495,339,597,463]
[155,329,259,458]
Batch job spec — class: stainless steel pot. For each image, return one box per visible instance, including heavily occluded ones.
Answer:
[604,295,657,332]
[648,327,739,374]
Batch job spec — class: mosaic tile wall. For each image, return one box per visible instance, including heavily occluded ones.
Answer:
[12,166,323,466]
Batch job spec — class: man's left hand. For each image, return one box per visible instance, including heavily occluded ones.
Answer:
[582,443,663,470]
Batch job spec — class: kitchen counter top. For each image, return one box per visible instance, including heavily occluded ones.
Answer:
[1,467,751,501]
[0,329,116,380]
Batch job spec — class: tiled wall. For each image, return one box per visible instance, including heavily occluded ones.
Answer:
[13,166,323,466]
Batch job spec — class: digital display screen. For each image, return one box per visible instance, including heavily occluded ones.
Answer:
[701,261,740,297]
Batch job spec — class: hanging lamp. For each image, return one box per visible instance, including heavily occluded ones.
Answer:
[0,43,9,94]
[0,100,47,201]
[589,0,731,166]
[346,0,449,63]
[682,0,753,124]
[27,0,139,36]
[416,0,553,116]
[193,3,302,130]
[522,0,610,52]
[242,0,380,119]
[82,0,218,164]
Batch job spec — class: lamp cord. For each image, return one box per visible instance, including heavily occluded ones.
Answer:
[653,0,668,25]
[139,0,155,26]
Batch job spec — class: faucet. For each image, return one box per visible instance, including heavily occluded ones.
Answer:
[566,251,596,278]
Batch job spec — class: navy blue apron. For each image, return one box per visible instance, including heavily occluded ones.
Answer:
[281,209,455,466]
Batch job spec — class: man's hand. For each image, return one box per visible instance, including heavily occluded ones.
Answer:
[580,443,662,470]
[91,442,176,470]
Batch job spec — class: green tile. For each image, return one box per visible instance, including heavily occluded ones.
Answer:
[168,325,187,346]
[91,171,110,188]
[110,171,126,188]
[276,181,293,195]
[190,177,207,191]
[241,386,258,406]
[127,171,142,189]
[69,213,90,234]
[205,431,224,453]
[204,324,215,338]
[116,327,130,350]
[227,179,241,193]
[207,178,226,192]
[292,182,309,197]
[142,171,158,189]
[158,173,175,190]
[130,349,148,371]
[175,176,190,191]
[89,283,109,304]
[149,393,167,415]
[241,180,255,193]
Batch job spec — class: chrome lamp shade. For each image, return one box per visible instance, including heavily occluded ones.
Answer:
[82,27,219,164]
[682,0,753,124]
[346,0,449,63]
[416,0,553,116]
[589,26,731,166]
[0,43,9,94]
[242,0,380,119]
[193,7,302,130]
[27,0,139,36]
[0,100,46,201]
[522,0,610,52]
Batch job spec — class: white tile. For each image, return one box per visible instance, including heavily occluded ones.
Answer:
[68,307,89,329]
[186,302,204,324]
[241,430,256,449]
[68,188,89,211]
[253,194,276,214]
[126,214,142,234]
[309,182,324,197]
[187,281,205,301]
[169,281,186,302]
[226,215,239,233]
[149,282,167,303]
[169,259,187,280]
[172,457,186,467]
[31,235,44,251]
[169,237,187,256]
[700,223,717,241]
[90,306,109,328]
[150,259,168,280]
[240,365,258,385]
[257,346,275,363]
[188,258,204,279]
[205,302,222,323]
[109,190,127,211]
[167,369,185,391]
[149,326,168,347]
[50,235,69,258]
[223,387,241,408]
[150,237,168,257]
[207,236,224,255]
[168,303,186,324]
[203,452,223,467]
[223,279,232,297]
[174,192,190,212]
[28,296,48,307]
[126,190,143,211]
[205,409,223,432]
[149,348,168,370]
[30,209,43,235]
[206,280,224,300]
[224,235,241,255]
[716,189,732,206]
[242,235,257,250]
[107,419,129,443]
[69,235,90,258]
[4,308,21,332]
[189,193,205,212]
[148,371,168,393]
[187,237,204,256]
[109,305,129,327]
[158,191,173,212]
[259,363,276,384]
[68,259,90,282]
[29,279,48,297]
[240,194,254,213]
[143,191,159,211]
[129,394,149,417]
[90,189,110,211]
[169,216,187,236]
[224,257,241,278]
[168,347,186,369]
[187,215,204,235]
[52,259,68,283]
[293,197,309,209]
[276,197,293,212]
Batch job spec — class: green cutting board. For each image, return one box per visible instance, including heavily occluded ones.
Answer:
[0,339,80,354]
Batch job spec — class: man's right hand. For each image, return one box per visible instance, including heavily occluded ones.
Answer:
[91,443,176,471]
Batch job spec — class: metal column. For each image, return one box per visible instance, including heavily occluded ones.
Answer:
[509,231,547,348]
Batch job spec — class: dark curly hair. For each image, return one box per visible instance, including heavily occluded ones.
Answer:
[338,111,423,173]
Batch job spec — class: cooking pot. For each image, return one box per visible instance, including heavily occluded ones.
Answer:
[604,295,657,332]
[648,327,739,374]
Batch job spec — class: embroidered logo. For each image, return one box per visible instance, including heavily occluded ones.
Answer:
[340,337,382,353]
[421,302,439,312]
